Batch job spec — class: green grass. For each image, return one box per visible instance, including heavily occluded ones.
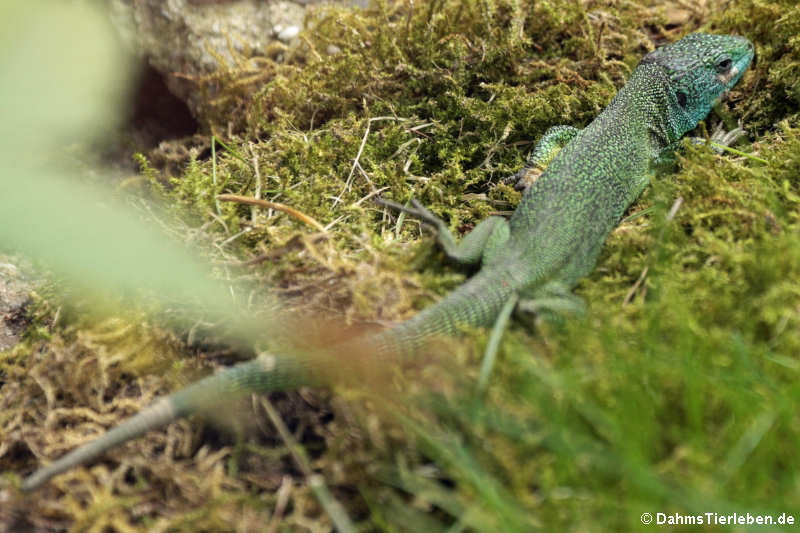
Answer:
[2,0,799,530]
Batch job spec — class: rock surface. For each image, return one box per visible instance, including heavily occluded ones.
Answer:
[108,0,358,122]
[0,257,33,351]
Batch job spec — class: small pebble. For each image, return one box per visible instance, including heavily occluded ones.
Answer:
[277,25,300,42]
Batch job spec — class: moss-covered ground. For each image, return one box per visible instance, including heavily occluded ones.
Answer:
[2,0,800,530]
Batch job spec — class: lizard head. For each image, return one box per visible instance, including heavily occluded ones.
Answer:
[641,33,754,133]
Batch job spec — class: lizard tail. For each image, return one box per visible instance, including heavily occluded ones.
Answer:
[21,354,305,491]
[21,397,176,491]
[22,270,514,490]
[370,268,517,356]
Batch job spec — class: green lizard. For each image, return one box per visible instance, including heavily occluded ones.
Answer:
[21,33,754,491]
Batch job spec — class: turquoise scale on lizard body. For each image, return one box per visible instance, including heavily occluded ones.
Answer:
[22,33,754,491]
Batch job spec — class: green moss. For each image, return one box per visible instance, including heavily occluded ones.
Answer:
[5,0,800,531]
[710,1,800,130]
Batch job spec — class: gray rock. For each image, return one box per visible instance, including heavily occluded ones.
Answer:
[108,0,360,122]
[0,257,33,351]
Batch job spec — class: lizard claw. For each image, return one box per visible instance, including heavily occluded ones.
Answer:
[501,168,523,186]
[709,122,747,151]
[375,197,447,230]
[504,165,542,191]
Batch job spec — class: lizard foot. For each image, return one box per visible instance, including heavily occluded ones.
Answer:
[502,165,543,192]
[516,292,586,328]
[375,197,449,233]
[517,295,586,316]
[709,122,747,150]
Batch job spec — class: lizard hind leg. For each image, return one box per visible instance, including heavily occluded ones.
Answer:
[377,198,510,268]
[516,282,586,328]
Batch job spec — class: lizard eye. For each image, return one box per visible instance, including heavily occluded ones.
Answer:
[676,91,688,109]
[715,58,732,73]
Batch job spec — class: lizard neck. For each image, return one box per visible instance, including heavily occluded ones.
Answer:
[608,63,694,151]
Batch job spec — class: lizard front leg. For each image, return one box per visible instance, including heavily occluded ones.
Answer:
[505,125,581,191]
[653,122,748,168]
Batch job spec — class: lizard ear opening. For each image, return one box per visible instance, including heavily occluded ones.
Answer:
[676,91,688,109]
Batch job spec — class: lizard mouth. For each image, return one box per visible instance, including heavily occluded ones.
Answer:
[713,90,732,108]
[717,66,741,88]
